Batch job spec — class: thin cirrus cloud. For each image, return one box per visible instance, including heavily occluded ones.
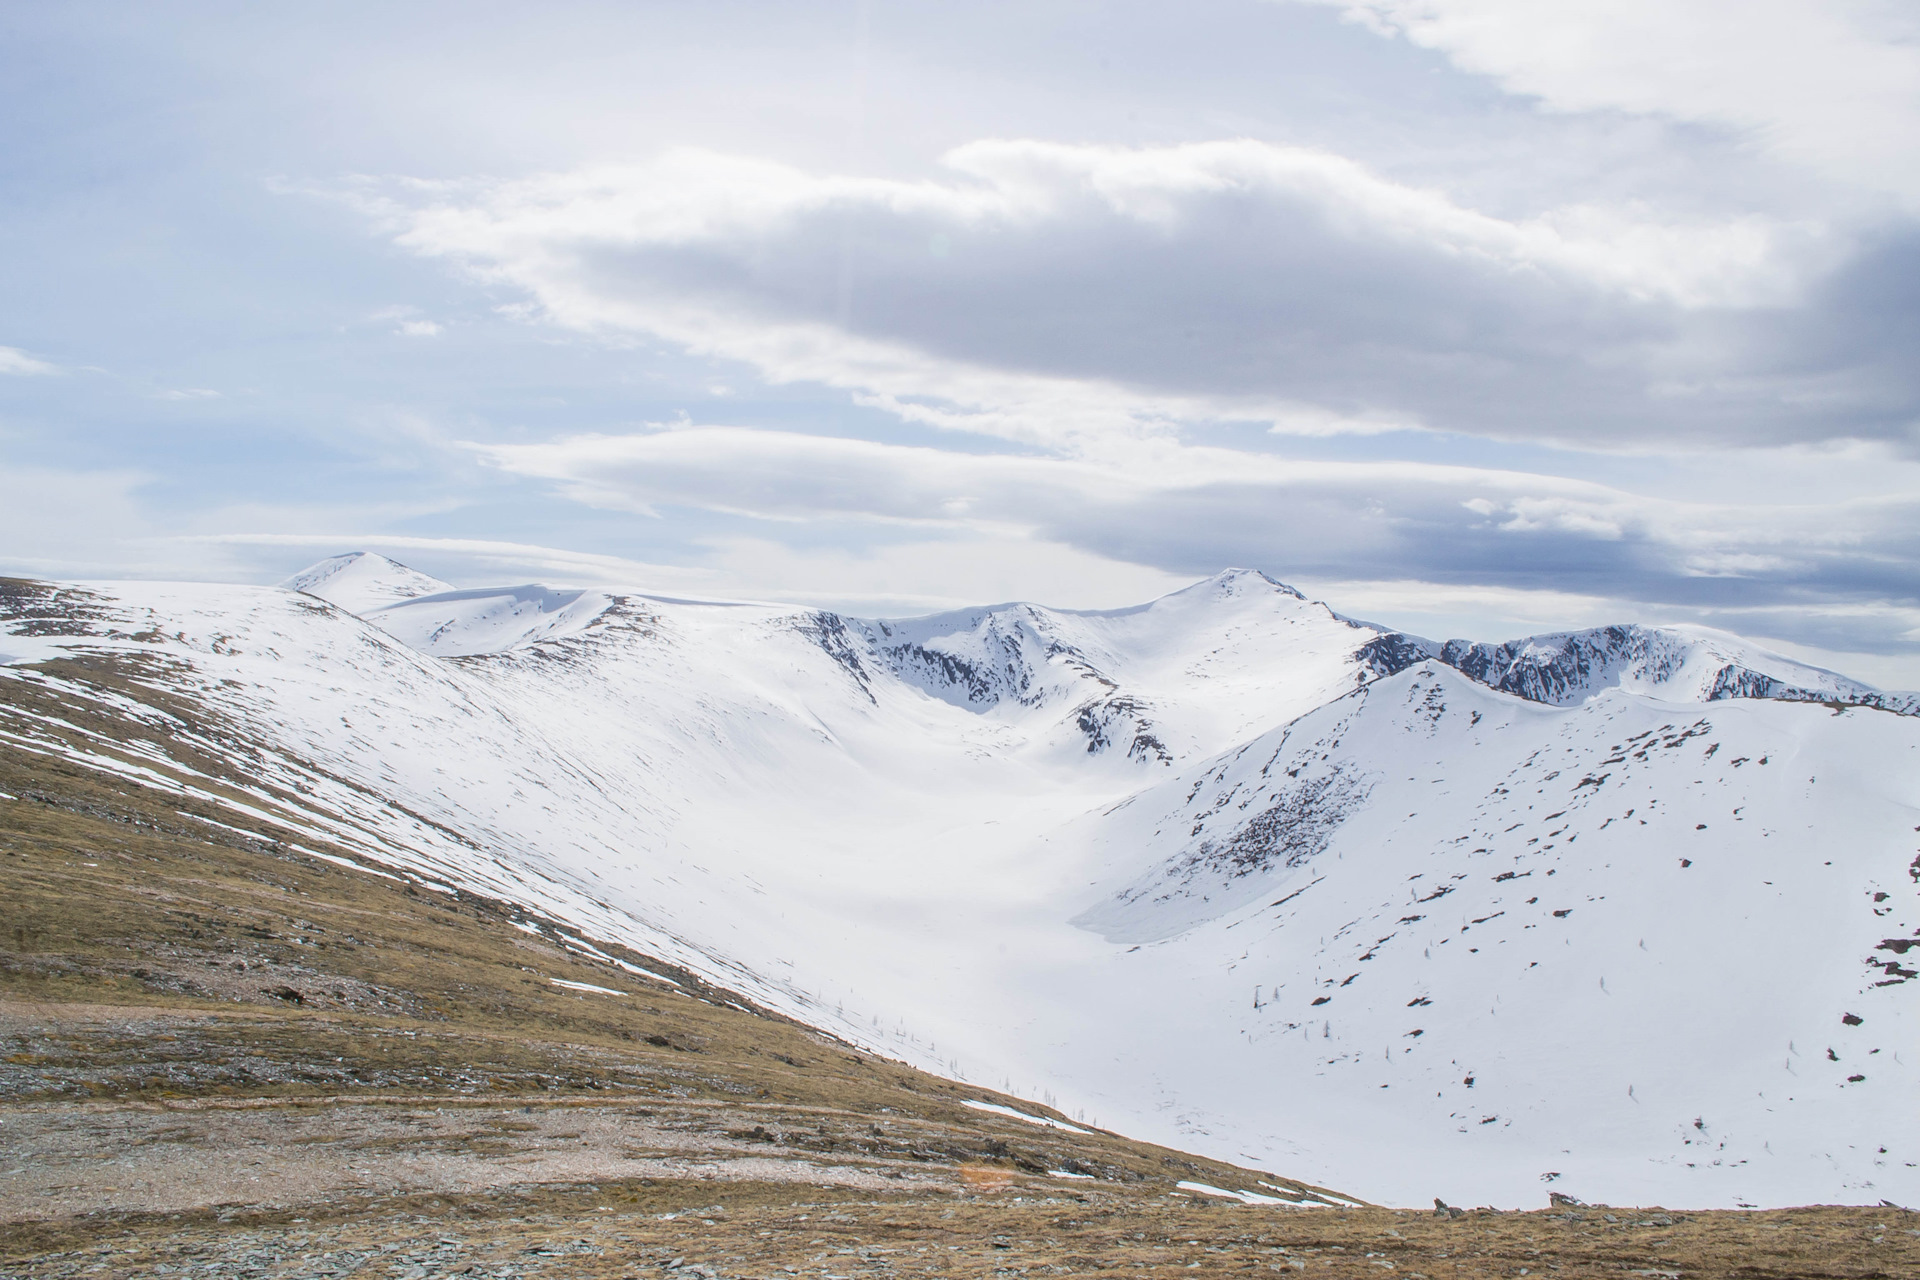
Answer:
[471,426,1920,646]
[185,528,1192,615]
[0,346,59,376]
[369,138,1895,454]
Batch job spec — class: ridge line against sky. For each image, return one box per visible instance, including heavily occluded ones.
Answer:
[0,0,1916,683]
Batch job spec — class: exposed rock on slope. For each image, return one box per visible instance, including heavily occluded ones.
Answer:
[1361,622,1917,715]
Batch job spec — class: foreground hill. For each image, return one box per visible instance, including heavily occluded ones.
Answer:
[1,561,1916,1209]
[0,707,1322,1208]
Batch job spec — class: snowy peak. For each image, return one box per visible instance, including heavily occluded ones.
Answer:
[840,571,1385,767]
[281,552,628,660]
[1168,566,1308,604]
[1363,622,1917,716]
[280,552,453,615]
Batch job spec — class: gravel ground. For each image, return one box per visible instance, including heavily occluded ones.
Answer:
[7,1180,1920,1280]
[1,1096,940,1222]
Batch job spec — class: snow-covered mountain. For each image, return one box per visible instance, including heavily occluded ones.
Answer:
[279,551,453,614]
[3,557,1916,1210]
[847,570,1386,768]
[1361,622,1919,716]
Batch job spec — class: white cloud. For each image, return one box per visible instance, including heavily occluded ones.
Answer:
[182,531,709,593]
[0,464,158,579]
[395,141,1795,309]
[152,388,223,401]
[472,426,1145,524]
[1292,575,1631,630]
[367,140,1838,452]
[1301,0,1920,204]
[472,425,1676,544]
[941,139,1794,305]
[366,305,445,338]
[0,346,59,376]
[1721,625,1920,690]
[696,535,1194,614]
[468,426,1920,603]
[178,527,1190,614]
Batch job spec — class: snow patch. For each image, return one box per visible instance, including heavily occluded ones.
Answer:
[550,978,629,996]
[962,1101,1091,1133]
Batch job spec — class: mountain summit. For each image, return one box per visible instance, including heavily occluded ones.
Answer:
[280,551,453,614]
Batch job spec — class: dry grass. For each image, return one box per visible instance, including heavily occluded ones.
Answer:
[8,1180,1919,1278]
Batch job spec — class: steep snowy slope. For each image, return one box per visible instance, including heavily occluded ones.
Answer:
[2,561,1916,1211]
[1055,663,1920,1206]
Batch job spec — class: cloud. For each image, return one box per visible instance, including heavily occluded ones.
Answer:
[179,527,1191,614]
[0,464,160,579]
[696,535,1194,614]
[1298,0,1920,205]
[182,531,700,591]
[0,346,59,376]
[322,126,1920,660]
[361,139,1912,454]
[152,388,223,400]
[366,304,445,338]
[470,426,1920,629]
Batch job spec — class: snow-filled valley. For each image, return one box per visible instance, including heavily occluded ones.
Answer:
[3,553,1917,1210]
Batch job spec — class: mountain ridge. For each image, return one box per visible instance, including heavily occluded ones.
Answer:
[287,555,1916,723]
[7,556,1917,1208]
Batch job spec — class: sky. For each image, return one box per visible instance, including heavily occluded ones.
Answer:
[2,1,1918,684]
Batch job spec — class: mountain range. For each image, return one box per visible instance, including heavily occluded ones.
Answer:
[2,551,1915,1209]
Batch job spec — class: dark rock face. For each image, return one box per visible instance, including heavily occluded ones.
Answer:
[1355,633,1436,681]
[1359,623,1917,716]
[1437,626,1655,704]
[787,612,878,703]
[1075,694,1173,765]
